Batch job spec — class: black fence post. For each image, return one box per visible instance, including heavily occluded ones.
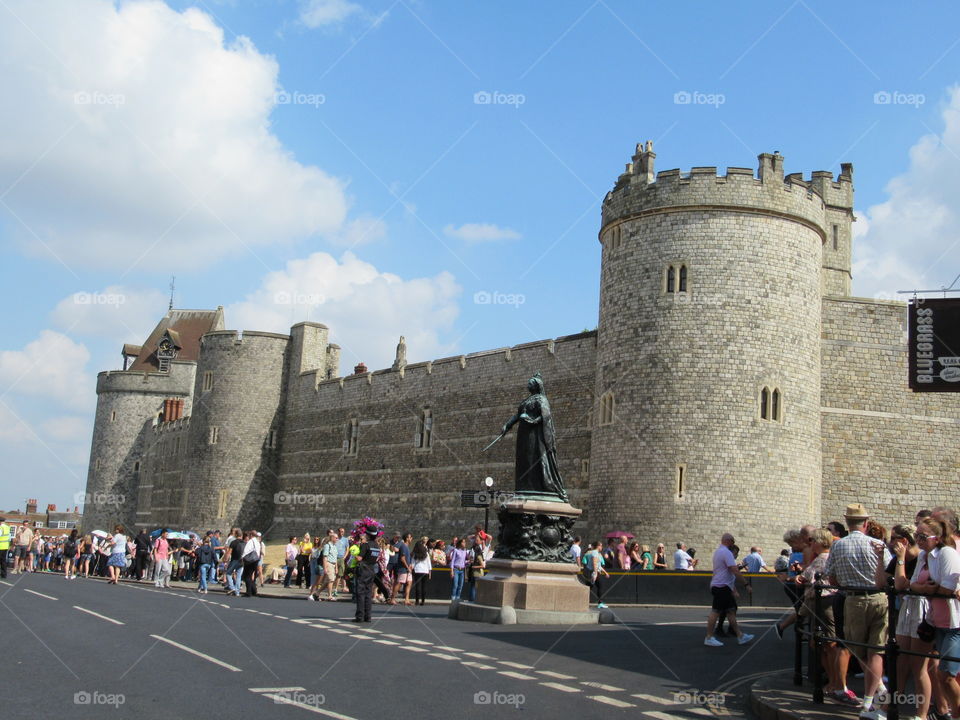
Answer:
[885,578,900,720]
[812,575,823,703]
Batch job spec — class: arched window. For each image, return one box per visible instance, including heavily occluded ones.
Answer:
[760,387,770,420]
[599,391,615,426]
[666,266,676,293]
[678,265,687,292]
[415,408,433,450]
[771,388,781,422]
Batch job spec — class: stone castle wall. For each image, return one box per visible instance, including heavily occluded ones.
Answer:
[272,333,596,539]
[821,297,960,525]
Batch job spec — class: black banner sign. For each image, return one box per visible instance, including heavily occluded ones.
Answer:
[909,298,960,391]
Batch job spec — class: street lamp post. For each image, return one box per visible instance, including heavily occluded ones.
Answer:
[483,477,494,536]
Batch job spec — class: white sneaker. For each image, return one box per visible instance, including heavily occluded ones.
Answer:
[858,710,886,720]
[704,637,724,647]
[738,633,755,645]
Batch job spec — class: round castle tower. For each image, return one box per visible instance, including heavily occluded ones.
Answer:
[184,330,289,530]
[588,142,836,560]
[84,363,195,532]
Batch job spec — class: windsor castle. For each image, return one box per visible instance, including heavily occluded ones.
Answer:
[82,142,960,557]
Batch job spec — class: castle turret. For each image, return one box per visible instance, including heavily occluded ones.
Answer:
[590,144,831,559]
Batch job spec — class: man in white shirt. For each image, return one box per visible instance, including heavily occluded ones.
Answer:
[674,542,694,570]
[569,537,582,565]
[704,533,754,647]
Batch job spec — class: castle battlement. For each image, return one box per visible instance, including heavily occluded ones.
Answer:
[96,361,196,395]
[600,144,848,242]
[152,417,191,433]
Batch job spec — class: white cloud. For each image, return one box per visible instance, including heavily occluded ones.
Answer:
[300,0,362,28]
[443,223,522,244]
[0,0,349,271]
[0,403,35,444]
[329,216,387,246]
[853,86,960,299]
[50,285,169,343]
[41,416,91,443]
[229,251,460,369]
[0,331,93,411]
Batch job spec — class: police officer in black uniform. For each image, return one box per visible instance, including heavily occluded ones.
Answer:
[354,531,380,623]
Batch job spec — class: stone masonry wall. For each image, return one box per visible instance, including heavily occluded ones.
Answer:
[821,297,960,525]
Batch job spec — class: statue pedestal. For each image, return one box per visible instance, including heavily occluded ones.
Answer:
[454,499,604,625]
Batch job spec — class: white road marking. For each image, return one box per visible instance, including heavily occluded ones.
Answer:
[463,651,493,659]
[540,682,580,693]
[373,640,399,646]
[149,635,241,671]
[275,616,288,620]
[24,589,57,600]
[461,661,496,670]
[643,712,687,720]
[581,681,625,692]
[349,635,372,640]
[536,670,577,680]
[245,608,259,613]
[428,653,459,661]
[249,686,306,693]
[73,606,124,625]
[327,629,351,634]
[497,671,536,680]
[401,646,429,653]
[382,633,406,640]
[359,628,382,634]
[631,693,675,705]
[589,695,634,708]
[407,639,432,646]
[498,661,534,669]
[0,580,13,586]
[262,692,359,719]
[435,645,463,652]
[290,618,312,624]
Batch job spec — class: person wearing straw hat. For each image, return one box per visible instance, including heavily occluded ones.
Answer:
[824,502,892,720]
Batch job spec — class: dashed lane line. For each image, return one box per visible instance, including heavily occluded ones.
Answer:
[407,639,432,646]
[589,695,634,708]
[463,651,493,659]
[249,687,306,693]
[539,682,580,693]
[631,694,675,705]
[290,618,313,624]
[428,653,459,661]
[461,661,497,670]
[23,589,57,600]
[537,670,577,680]
[581,681,625,692]
[73,606,125,625]
[149,635,242,672]
[498,661,535,669]
[497,671,537,681]
[401,646,429,653]
[0,580,12,586]
[374,640,400,646]
[434,645,463,652]
[643,712,687,720]
[260,692,359,720]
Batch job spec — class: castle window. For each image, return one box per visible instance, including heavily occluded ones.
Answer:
[599,391,615,426]
[202,371,214,392]
[760,387,770,420]
[832,224,838,251]
[208,426,220,445]
[678,265,687,292]
[665,264,689,294]
[581,459,590,478]
[110,410,117,423]
[344,419,359,456]
[95,458,101,471]
[760,387,782,422]
[771,388,782,422]
[666,265,675,293]
[415,409,433,450]
[676,464,686,499]
[266,429,278,449]
[134,461,140,473]
[217,489,228,518]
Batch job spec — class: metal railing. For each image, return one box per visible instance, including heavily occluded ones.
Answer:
[792,572,960,720]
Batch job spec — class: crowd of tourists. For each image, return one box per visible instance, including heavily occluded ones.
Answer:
[759,503,960,720]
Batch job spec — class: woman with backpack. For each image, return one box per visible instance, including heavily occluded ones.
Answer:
[240,530,262,597]
[62,530,79,580]
[583,541,610,609]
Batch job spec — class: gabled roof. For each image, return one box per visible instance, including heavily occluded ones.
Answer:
[127,307,225,372]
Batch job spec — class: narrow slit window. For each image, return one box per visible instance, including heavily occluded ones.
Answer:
[208,426,220,445]
[771,388,781,422]
[666,266,676,293]
[202,371,214,392]
[344,419,359,456]
[599,392,615,426]
[760,387,770,420]
[832,225,839,251]
[416,409,433,449]
[678,265,687,292]
[676,464,685,499]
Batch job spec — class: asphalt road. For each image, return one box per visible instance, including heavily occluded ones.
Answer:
[0,572,794,719]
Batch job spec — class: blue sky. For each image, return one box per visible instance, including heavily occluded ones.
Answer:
[1,0,959,512]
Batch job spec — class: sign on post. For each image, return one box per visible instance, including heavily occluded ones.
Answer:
[909,298,960,391]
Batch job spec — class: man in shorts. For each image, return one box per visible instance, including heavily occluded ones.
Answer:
[14,521,33,574]
[392,532,414,605]
[704,533,754,647]
[825,502,892,720]
[334,528,348,595]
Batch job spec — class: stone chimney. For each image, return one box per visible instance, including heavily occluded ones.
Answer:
[47,504,56,512]
[353,362,367,375]
[26,499,37,514]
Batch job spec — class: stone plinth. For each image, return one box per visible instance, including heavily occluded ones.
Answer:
[476,557,588,612]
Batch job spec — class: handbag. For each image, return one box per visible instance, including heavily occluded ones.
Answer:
[917,608,935,642]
